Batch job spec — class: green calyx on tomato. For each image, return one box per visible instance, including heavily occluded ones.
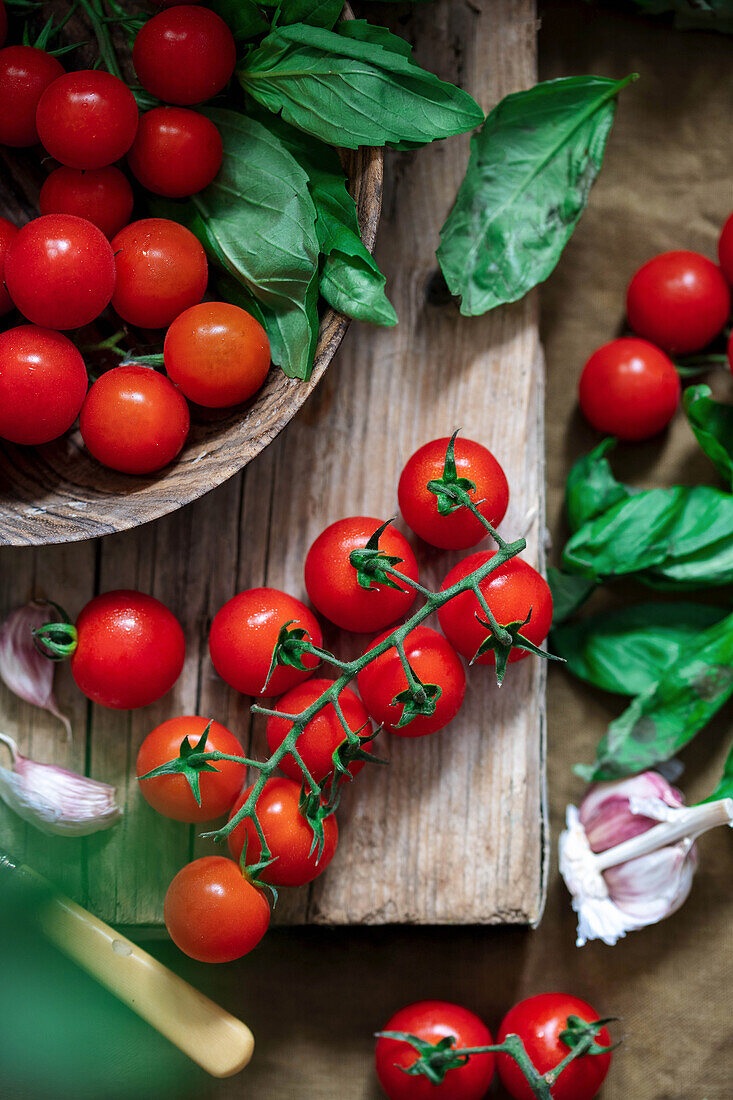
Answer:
[426,428,479,516]
[137,722,223,807]
[556,1016,618,1061]
[349,519,409,593]
[390,669,443,728]
[32,604,78,661]
[330,722,385,784]
[473,610,564,685]
[263,619,320,692]
[375,1030,478,1086]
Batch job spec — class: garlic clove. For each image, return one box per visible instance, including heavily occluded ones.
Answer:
[0,602,71,739]
[579,771,684,852]
[0,734,122,837]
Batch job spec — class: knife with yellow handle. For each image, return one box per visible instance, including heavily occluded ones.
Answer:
[0,854,254,1079]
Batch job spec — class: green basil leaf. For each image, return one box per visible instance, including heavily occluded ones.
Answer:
[562,484,733,588]
[683,384,733,489]
[576,609,733,781]
[336,18,414,57]
[238,24,484,149]
[207,0,269,41]
[436,74,636,316]
[565,437,632,532]
[703,738,733,802]
[320,253,396,325]
[547,567,596,624]
[553,601,727,696]
[275,0,343,29]
[182,108,320,380]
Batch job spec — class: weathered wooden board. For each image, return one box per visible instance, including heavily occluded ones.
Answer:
[0,0,545,926]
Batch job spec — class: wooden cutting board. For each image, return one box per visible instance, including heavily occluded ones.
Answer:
[0,0,545,927]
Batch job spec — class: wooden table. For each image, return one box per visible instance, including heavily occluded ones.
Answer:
[0,0,545,929]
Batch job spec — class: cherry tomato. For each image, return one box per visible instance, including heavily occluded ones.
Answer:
[357,626,465,738]
[110,218,208,330]
[398,436,509,549]
[40,166,134,239]
[0,46,64,148]
[164,302,270,407]
[0,4,7,48]
[80,365,189,475]
[438,554,552,666]
[227,777,338,886]
[497,993,612,1100]
[133,6,236,106]
[0,325,88,445]
[36,70,139,170]
[4,213,115,330]
[266,678,373,783]
[578,337,680,440]
[164,856,270,963]
[209,587,322,698]
[127,107,223,198]
[305,517,419,633]
[375,1001,495,1100]
[626,250,730,354]
[719,212,733,286]
[137,716,245,823]
[70,590,185,709]
[0,215,19,315]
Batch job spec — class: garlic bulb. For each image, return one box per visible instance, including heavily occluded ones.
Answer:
[559,771,733,946]
[0,602,71,739]
[0,733,122,837]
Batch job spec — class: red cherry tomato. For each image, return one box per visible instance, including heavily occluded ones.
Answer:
[110,218,208,330]
[164,856,270,963]
[626,250,730,354]
[375,1001,495,1100]
[0,325,88,445]
[209,587,322,698]
[4,213,116,330]
[0,46,64,148]
[0,4,7,48]
[36,70,139,170]
[438,554,553,666]
[133,6,236,106]
[227,777,338,886]
[266,678,373,783]
[40,166,134,239]
[357,626,465,737]
[305,517,419,633]
[164,302,270,407]
[127,107,223,198]
[80,365,189,475]
[70,590,185,709]
[497,994,612,1100]
[137,716,246,823]
[719,211,733,287]
[398,436,509,549]
[0,215,19,315]
[578,337,680,440]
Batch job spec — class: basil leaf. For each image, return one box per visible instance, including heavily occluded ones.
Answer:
[566,437,632,532]
[320,254,396,325]
[183,108,320,380]
[336,18,414,57]
[238,24,484,149]
[547,567,596,624]
[436,74,635,316]
[683,384,733,489]
[562,484,733,588]
[207,0,269,41]
[553,601,727,696]
[275,0,344,29]
[576,609,733,781]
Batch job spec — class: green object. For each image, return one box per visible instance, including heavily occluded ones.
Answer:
[565,438,632,533]
[576,609,733,781]
[705,739,733,801]
[436,75,635,316]
[683,384,733,489]
[238,24,484,149]
[207,0,268,40]
[552,601,727,696]
[547,568,596,624]
[274,0,344,29]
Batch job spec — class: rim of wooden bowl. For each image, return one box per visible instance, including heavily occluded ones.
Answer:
[0,11,383,548]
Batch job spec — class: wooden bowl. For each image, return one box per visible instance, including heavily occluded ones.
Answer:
[0,7,383,547]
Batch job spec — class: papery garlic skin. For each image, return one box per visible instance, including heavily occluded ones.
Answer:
[559,771,731,948]
[0,602,71,739]
[0,734,121,837]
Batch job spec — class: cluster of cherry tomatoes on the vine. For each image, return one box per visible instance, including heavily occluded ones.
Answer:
[375,994,614,1100]
[577,213,733,441]
[35,434,554,965]
[0,1,271,472]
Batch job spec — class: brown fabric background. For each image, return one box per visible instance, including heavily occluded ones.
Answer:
[142,4,733,1097]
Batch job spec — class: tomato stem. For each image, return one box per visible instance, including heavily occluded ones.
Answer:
[78,0,124,79]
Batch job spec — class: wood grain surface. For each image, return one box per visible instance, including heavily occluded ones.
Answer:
[0,0,545,927]
[0,3,382,547]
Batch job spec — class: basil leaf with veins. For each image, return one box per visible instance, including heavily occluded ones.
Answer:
[437,74,636,315]
[683,384,733,489]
